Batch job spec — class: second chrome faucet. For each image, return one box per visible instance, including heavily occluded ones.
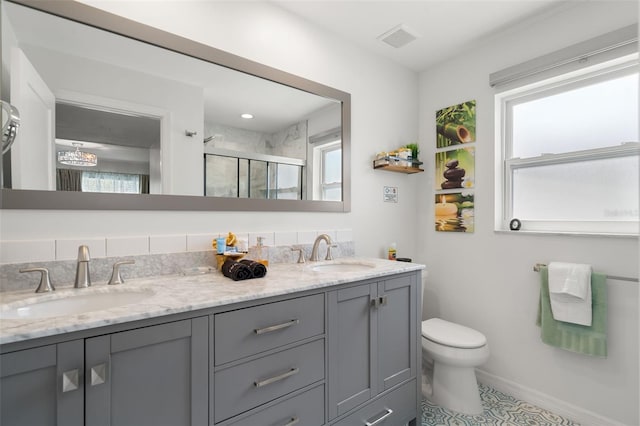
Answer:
[310,234,337,261]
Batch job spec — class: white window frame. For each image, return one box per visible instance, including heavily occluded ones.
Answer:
[495,56,639,236]
[312,140,341,201]
[320,142,341,200]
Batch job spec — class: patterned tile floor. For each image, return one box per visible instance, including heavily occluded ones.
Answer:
[422,383,580,425]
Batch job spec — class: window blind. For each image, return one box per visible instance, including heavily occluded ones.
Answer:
[489,24,637,88]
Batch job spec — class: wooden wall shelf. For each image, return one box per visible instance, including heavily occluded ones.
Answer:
[373,156,424,174]
[373,164,424,174]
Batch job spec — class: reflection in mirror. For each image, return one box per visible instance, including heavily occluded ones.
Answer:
[54,102,160,194]
[1,0,350,211]
[1,100,20,154]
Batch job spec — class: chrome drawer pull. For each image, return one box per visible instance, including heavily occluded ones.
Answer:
[254,319,299,335]
[365,408,393,426]
[254,367,299,388]
[283,417,300,426]
[62,369,79,393]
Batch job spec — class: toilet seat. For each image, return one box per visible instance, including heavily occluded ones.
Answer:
[422,318,486,349]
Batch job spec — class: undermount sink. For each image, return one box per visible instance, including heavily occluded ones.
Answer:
[0,288,155,320]
[310,261,376,273]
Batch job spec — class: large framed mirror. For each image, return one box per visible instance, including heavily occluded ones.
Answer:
[0,0,351,212]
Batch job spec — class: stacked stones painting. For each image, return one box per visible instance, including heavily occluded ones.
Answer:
[434,100,476,233]
[435,148,475,190]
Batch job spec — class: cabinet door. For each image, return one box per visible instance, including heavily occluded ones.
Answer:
[377,274,417,392]
[327,282,378,420]
[85,317,208,426]
[0,340,84,426]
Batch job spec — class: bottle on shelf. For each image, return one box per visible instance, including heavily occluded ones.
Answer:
[388,242,397,260]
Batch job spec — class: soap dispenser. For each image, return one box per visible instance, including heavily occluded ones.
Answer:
[256,236,269,266]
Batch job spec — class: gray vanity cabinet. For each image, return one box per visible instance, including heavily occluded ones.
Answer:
[85,317,209,426]
[327,273,418,423]
[377,275,417,392]
[0,317,208,426]
[0,340,84,426]
[0,269,421,426]
[213,294,326,425]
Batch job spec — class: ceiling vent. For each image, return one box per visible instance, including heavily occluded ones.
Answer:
[377,24,420,49]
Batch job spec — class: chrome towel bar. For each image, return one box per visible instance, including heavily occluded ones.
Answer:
[533,263,638,283]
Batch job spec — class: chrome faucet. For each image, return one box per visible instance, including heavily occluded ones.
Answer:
[310,234,336,261]
[74,245,91,288]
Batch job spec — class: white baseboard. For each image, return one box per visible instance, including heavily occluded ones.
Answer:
[475,369,628,426]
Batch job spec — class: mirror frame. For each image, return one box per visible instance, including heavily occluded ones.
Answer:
[0,0,351,212]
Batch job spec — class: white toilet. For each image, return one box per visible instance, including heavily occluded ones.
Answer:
[421,317,489,415]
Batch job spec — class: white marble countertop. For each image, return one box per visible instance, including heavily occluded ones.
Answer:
[0,258,424,345]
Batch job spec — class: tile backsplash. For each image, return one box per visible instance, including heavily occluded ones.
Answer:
[0,229,354,292]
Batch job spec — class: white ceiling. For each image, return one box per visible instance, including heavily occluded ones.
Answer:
[273,0,567,72]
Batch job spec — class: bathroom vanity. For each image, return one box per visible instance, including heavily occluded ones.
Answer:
[0,258,423,426]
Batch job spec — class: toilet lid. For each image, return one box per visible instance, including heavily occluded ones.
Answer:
[421,318,486,349]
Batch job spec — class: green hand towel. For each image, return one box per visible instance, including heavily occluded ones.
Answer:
[536,266,607,357]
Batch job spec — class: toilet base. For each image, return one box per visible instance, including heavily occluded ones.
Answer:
[431,362,483,415]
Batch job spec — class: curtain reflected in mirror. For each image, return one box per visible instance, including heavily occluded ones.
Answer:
[56,169,82,191]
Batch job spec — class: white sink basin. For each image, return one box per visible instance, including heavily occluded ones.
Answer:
[0,288,155,319]
[310,262,376,273]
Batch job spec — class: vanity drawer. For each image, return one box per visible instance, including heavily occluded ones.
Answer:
[331,380,416,426]
[214,339,325,423]
[215,294,324,365]
[227,384,325,426]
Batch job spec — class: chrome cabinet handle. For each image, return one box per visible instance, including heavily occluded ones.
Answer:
[370,298,379,308]
[254,319,299,335]
[62,369,79,393]
[365,408,393,426]
[283,417,300,426]
[254,367,299,388]
[90,363,107,386]
[379,295,388,306]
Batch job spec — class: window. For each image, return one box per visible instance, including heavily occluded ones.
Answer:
[82,171,141,194]
[319,142,342,201]
[497,57,639,234]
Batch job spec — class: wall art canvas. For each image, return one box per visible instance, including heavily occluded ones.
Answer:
[436,100,476,148]
[435,192,474,233]
[435,147,475,190]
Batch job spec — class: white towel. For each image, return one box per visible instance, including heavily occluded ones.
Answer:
[548,262,592,326]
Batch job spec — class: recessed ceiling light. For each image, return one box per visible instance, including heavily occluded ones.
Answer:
[377,24,420,49]
[241,113,254,119]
